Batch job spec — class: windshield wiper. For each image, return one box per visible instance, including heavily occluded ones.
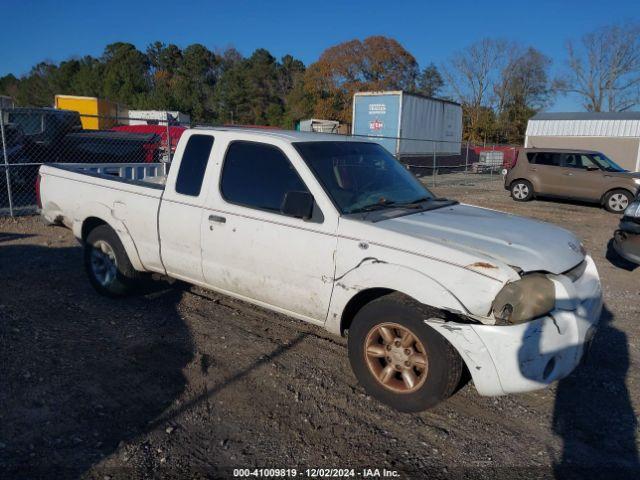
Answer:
[358,197,459,222]
[388,196,434,208]
[350,199,398,214]
[350,196,445,215]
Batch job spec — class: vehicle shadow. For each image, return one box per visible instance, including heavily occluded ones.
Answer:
[605,238,638,271]
[0,243,194,479]
[147,330,309,433]
[533,196,605,211]
[517,304,639,477]
[0,232,34,244]
[551,305,639,478]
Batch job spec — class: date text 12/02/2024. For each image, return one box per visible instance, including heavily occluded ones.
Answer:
[232,468,401,478]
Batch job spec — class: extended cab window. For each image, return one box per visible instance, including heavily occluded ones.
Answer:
[221,141,308,213]
[528,152,562,167]
[175,135,214,196]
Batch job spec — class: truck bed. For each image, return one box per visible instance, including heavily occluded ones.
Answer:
[48,163,167,186]
[39,162,168,273]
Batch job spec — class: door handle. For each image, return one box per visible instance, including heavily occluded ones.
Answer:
[208,214,226,224]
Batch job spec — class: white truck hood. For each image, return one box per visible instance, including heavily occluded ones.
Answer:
[375,204,584,274]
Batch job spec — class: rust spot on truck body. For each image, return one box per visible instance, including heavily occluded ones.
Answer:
[468,262,498,269]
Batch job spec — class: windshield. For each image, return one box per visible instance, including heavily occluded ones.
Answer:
[590,153,627,172]
[294,141,434,214]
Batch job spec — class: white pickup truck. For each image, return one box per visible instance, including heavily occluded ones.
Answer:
[39,128,602,412]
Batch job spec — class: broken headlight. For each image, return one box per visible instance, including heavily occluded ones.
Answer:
[492,274,555,325]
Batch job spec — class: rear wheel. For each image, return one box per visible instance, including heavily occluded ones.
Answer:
[604,189,633,213]
[347,293,463,412]
[84,224,144,297]
[510,179,534,201]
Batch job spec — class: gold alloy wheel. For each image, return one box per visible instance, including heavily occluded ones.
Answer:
[364,322,428,393]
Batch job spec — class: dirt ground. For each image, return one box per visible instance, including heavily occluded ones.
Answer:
[1,179,639,479]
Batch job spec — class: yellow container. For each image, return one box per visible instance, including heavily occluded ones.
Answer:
[54,95,126,130]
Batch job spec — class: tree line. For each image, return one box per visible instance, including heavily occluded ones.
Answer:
[1,22,638,145]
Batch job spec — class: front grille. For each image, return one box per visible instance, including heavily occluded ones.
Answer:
[564,260,587,282]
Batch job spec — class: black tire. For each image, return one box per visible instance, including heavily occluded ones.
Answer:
[603,189,633,213]
[84,224,144,297]
[510,179,534,202]
[347,293,463,412]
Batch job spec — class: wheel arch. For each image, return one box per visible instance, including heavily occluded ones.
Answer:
[81,216,108,241]
[510,177,535,191]
[601,187,635,206]
[339,288,395,335]
[326,261,472,336]
[73,205,145,272]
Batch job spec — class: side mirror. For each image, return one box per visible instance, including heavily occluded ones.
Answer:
[586,165,599,171]
[281,191,314,220]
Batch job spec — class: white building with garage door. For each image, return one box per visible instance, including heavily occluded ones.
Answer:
[525,112,640,171]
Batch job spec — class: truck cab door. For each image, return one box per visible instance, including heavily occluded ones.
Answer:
[158,133,216,283]
[200,139,338,323]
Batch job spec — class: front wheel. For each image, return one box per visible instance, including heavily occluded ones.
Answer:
[510,180,534,202]
[84,224,145,297]
[347,294,463,412]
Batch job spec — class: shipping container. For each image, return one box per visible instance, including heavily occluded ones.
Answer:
[54,95,127,130]
[352,91,462,156]
[126,110,191,126]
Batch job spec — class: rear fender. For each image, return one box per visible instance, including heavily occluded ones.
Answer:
[325,260,469,335]
[72,202,145,272]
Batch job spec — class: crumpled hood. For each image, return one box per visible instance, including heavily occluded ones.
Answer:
[377,204,584,274]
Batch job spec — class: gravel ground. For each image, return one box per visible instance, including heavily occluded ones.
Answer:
[0,179,638,479]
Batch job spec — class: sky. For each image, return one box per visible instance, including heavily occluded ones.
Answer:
[1,0,638,111]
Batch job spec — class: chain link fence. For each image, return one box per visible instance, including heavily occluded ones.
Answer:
[0,108,186,216]
[341,133,517,189]
[405,141,518,189]
[0,107,516,217]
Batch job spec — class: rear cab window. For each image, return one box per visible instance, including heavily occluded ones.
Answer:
[175,134,214,196]
[220,140,309,214]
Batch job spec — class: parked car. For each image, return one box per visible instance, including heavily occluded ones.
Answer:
[2,107,161,164]
[504,148,640,212]
[612,196,640,265]
[2,108,82,160]
[38,128,602,412]
[111,125,186,161]
[53,130,161,164]
[0,123,37,209]
[0,122,27,154]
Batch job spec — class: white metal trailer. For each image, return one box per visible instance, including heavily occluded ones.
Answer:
[352,91,462,156]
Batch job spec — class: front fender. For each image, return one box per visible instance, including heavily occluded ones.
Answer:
[325,260,469,335]
[72,202,145,272]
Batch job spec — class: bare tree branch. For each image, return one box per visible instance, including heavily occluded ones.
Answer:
[557,22,640,111]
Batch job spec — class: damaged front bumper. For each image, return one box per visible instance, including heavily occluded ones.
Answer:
[427,255,602,396]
